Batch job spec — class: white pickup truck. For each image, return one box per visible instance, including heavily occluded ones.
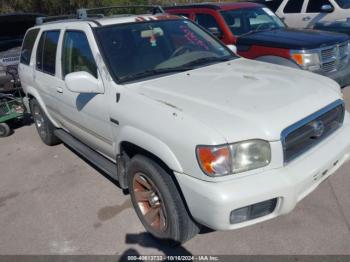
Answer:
[19,9,350,244]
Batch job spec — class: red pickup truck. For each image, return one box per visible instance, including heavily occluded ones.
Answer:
[165,2,350,87]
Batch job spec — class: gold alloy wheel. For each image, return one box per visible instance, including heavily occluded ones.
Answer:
[133,173,167,233]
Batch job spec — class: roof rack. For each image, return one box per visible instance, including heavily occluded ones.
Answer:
[77,5,165,19]
[35,5,165,25]
[36,15,76,25]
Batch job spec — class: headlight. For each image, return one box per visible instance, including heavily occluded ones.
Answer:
[196,140,271,177]
[290,51,321,71]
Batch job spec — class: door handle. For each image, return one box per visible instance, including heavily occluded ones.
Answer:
[56,87,63,93]
[303,16,311,21]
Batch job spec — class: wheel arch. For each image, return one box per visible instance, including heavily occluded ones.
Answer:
[116,126,183,173]
[119,140,198,229]
[26,87,60,128]
[115,126,184,190]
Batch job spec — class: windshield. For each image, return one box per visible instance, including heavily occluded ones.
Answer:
[335,0,350,8]
[221,7,285,36]
[95,19,235,83]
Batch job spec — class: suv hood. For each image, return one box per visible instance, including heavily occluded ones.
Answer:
[129,58,341,143]
[237,28,349,50]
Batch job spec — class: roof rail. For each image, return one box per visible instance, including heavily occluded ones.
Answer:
[77,5,165,19]
[36,14,76,25]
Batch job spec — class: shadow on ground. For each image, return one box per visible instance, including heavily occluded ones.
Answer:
[119,232,193,261]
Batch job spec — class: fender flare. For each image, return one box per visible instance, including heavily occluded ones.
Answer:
[116,125,183,173]
[255,56,301,69]
[26,86,61,128]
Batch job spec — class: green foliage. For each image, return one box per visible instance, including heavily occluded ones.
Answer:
[0,0,239,15]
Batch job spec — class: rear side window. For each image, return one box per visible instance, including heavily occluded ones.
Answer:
[62,31,97,78]
[264,0,284,12]
[307,0,333,12]
[284,0,304,13]
[36,30,60,75]
[20,29,40,65]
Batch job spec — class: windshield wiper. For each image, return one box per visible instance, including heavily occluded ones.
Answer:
[182,56,232,68]
[119,66,193,83]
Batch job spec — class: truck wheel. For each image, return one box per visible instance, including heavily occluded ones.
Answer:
[30,99,60,146]
[128,155,200,244]
[0,123,11,137]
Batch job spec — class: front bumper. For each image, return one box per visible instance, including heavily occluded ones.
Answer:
[175,122,350,231]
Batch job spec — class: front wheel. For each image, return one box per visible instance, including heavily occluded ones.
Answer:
[30,99,60,146]
[128,155,200,244]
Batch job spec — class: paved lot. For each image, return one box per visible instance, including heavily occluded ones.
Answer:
[0,89,350,256]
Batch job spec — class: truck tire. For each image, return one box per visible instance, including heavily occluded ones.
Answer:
[0,123,11,137]
[30,98,61,146]
[128,155,200,244]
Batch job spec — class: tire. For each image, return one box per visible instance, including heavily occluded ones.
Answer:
[30,98,60,146]
[0,123,11,137]
[128,155,200,244]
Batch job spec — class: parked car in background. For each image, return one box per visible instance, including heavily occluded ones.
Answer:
[165,2,350,88]
[0,13,42,91]
[246,0,350,29]
[19,7,350,244]
[314,19,350,35]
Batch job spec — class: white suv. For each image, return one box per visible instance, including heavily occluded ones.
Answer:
[256,0,350,28]
[19,7,350,244]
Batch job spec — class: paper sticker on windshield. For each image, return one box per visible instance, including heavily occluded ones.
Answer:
[141,28,164,47]
[263,8,276,17]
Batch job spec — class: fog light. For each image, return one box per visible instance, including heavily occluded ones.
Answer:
[230,198,278,224]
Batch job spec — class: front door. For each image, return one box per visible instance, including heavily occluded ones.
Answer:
[303,0,337,28]
[55,25,114,159]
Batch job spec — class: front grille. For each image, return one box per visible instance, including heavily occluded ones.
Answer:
[322,61,336,72]
[282,100,345,163]
[321,47,336,61]
[320,42,349,73]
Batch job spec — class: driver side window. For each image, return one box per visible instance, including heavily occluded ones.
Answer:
[195,13,223,35]
[307,0,333,13]
[62,31,97,78]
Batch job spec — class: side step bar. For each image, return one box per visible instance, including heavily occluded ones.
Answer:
[54,129,118,181]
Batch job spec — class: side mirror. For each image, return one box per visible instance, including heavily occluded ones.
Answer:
[208,27,223,39]
[227,44,237,54]
[321,4,334,13]
[65,71,104,94]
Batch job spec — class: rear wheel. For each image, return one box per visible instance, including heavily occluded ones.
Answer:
[0,123,11,137]
[30,99,60,146]
[128,155,200,244]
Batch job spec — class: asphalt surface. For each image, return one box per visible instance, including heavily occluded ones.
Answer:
[0,89,350,256]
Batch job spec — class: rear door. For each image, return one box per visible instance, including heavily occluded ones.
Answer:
[277,0,308,28]
[33,29,61,118]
